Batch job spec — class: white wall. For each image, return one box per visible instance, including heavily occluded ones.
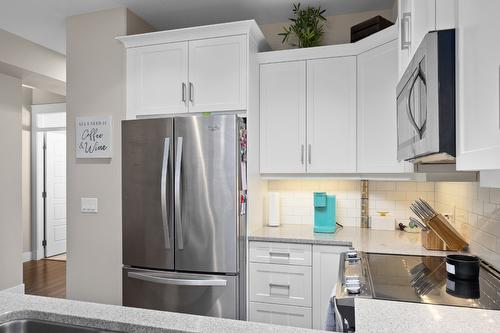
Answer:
[0,73,23,290]
[260,9,395,50]
[66,7,153,305]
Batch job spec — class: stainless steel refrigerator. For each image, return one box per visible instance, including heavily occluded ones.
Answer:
[122,115,246,320]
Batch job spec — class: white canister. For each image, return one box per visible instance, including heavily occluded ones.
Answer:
[268,192,281,227]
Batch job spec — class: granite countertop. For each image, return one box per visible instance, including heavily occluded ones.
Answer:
[355,298,500,333]
[0,292,326,333]
[249,225,458,256]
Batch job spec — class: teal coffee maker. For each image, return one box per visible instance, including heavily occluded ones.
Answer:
[313,192,336,233]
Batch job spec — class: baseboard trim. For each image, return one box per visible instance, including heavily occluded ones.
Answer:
[1,284,25,294]
[23,251,33,262]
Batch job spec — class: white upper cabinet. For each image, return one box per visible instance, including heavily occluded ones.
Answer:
[118,20,267,118]
[188,35,247,113]
[260,61,306,174]
[456,0,500,170]
[357,40,407,173]
[307,57,356,173]
[398,0,456,78]
[127,42,189,118]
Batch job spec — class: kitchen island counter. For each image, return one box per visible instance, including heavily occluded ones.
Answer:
[0,292,327,333]
[249,225,458,256]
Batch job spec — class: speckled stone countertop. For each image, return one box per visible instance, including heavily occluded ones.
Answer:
[355,298,500,333]
[249,225,458,256]
[0,292,327,332]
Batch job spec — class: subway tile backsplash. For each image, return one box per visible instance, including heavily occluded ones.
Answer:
[435,182,500,269]
[268,180,435,227]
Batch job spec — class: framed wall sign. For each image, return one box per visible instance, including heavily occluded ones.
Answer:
[76,116,112,158]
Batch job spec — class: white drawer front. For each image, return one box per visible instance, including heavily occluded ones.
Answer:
[249,263,312,307]
[249,241,312,266]
[249,302,312,329]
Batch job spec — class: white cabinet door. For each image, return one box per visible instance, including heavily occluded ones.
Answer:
[306,57,357,173]
[357,40,407,173]
[457,0,500,170]
[312,245,347,330]
[127,42,188,118]
[410,0,436,59]
[260,61,306,173]
[398,0,413,78]
[188,35,247,113]
[249,241,312,266]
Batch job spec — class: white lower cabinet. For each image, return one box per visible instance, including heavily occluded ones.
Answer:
[249,263,312,307]
[248,241,347,330]
[249,302,312,328]
[312,245,348,330]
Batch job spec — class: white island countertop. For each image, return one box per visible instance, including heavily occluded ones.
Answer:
[249,225,460,256]
[0,292,326,333]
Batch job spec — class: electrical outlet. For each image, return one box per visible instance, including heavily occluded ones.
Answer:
[81,197,98,213]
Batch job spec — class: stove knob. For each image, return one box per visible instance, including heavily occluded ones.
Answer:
[346,248,357,259]
[346,284,361,294]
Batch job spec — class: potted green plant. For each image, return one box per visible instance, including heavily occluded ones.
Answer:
[279,3,327,48]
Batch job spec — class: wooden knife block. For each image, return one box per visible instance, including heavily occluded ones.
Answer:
[421,229,448,251]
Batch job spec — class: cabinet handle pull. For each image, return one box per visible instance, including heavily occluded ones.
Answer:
[181,83,186,103]
[401,12,411,50]
[189,82,194,103]
[269,283,291,289]
[301,144,305,165]
[269,252,290,259]
[308,144,312,164]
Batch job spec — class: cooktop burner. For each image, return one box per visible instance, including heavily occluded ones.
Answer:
[366,253,500,310]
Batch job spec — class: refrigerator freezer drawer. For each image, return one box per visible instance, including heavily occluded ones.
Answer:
[123,267,239,319]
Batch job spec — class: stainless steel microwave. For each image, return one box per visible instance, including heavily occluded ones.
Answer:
[397,29,456,164]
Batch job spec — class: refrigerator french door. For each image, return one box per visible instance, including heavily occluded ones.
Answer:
[122,115,244,320]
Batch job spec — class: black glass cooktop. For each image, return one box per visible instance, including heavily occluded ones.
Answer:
[366,253,500,310]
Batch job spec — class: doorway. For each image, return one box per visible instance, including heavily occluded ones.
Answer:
[31,104,67,260]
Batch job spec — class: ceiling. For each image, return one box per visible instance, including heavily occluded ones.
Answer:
[0,0,395,54]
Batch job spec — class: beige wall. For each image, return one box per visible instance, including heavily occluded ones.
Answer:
[0,73,23,290]
[32,88,65,105]
[66,7,153,305]
[0,28,66,95]
[22,87,32,255]
[261,9,395,50]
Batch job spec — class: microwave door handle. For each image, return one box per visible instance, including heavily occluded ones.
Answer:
[417,68,428,135]
[161,137,171,249]
[407,70,424,139]
[174,137,184,250]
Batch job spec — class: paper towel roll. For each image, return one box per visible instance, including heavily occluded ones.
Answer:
[268,192,281,227]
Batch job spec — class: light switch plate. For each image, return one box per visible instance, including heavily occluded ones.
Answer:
[81,197,98,213]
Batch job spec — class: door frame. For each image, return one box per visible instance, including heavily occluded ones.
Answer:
[31,103,66,260]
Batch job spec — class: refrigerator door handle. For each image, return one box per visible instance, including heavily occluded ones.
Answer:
[128,271,227,287]
[160,137,171,249]
[175,136,184,250]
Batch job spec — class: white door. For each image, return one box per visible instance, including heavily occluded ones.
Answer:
[312,245,347,330]
[188,35,247,113]
[45,131,67,257]
[260,61,306,173]
[357,40,407,173]
[127,42,188,118]
[457,0,500,170]
[306,56,357,173]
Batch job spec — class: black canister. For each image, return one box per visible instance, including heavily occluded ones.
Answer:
[446,254,480,280]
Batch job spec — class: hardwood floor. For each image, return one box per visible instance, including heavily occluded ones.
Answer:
[23,259,66,298]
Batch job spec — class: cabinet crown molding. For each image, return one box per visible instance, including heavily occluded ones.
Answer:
[257,25,397,64]
[116,19,269,51]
